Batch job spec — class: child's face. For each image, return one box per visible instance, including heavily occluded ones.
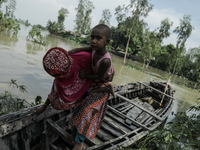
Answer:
[90,28,109,51]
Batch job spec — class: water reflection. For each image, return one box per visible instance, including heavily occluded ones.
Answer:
[26,41,45,55]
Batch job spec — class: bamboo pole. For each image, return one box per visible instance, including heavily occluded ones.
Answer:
[159,76,171,106]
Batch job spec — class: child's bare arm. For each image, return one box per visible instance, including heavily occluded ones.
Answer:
[68,46,92,55]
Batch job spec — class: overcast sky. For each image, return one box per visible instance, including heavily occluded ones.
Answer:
[1,0,200,51]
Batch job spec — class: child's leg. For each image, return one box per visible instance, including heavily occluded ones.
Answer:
[72,129,85,150]
[90,84,116,98]
[34,98,50,115]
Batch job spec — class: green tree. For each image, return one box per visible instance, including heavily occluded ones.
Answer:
[5,0,16,18]
[0,0,8,8]
[99,9,112,27]
[74,0,94,35]
[157,18,173,43]
[186,46,200,81]
[115,0,153,64]
[58,7,69,17]
[136,28,161,70]
[151,44,177,73]
[172,15,194,76]
[57,7,69,31]
[58,13,65,31]
[46,20,58,34]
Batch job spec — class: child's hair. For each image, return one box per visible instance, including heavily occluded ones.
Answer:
[93,24,111,39]
[43,47,72,78]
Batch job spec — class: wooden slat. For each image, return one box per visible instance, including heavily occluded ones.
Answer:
[0,107,64,138]
[49,142,58,150]
[44,120,50,150]
[96,132,109,142]
[103,118,127,134]
[46,119,74,148]
[20,127,30,150]
[116,94,162,121]
[107,105,150,130]
[106,113,135,131]
[100,123,120,137]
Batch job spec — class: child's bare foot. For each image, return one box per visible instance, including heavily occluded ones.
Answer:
[72,143,83,150]
[108,84,116,98]
[34,105,47,115]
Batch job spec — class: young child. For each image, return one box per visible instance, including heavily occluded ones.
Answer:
[68,24,115,150]
[34,46,115,115]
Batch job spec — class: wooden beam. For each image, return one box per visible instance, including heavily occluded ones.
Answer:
[137,82,175,100]
[116,94,162,121]
[0,107,64,138]
[106,113,135,131]
[107,105,151,130]
[20,127,30,150]
[46,119,74,148]
[103,118,127,134]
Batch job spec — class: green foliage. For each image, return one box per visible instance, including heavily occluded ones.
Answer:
[57,7,69,31]
[74,0,94,35]
[0,79,36,116]
[27,26,48,45]
[46,19,58,34]
[99,9,112,27]
[0,12,20,36]
[34,24,46,30]
[4,0,16,18]
[115,0,153,64]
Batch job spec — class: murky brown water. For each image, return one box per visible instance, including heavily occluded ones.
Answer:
[0,24,199,122]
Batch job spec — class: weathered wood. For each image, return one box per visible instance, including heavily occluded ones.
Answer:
[49,142,58,150]
[103,118,127,134]
[138,81,175,100]
[0,106,64,138]
[46,119,74,148]
[96,132,109,142]
[44,120,50,150]
[87,128,143,150]
[20,127,30,150]
[100,123,120,137]
[106,112,135,131]
[107,105,150,130]
[0,81,174,150]
[116,93,162,121]
[0,138,10,150]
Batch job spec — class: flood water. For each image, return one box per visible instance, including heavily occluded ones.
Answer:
[0,24,199,123]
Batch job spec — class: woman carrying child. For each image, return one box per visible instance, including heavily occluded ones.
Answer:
[68,24,115,150]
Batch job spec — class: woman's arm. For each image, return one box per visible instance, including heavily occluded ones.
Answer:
[68,46,92,55]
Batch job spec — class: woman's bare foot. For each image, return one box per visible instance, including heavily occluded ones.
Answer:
[34,104,47,115]
[72,143,83,150]
[108,84,116,98]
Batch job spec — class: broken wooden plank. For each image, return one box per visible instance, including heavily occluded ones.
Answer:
[46,119,74,148]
